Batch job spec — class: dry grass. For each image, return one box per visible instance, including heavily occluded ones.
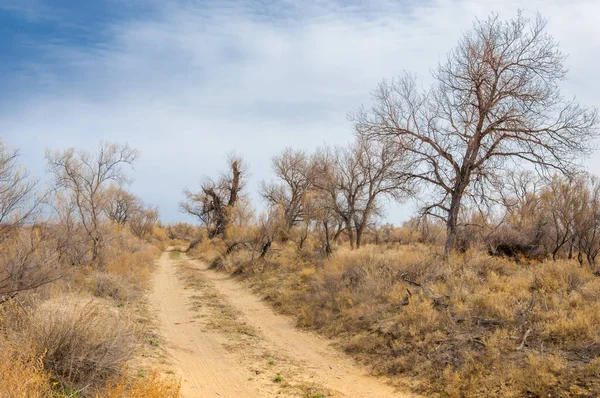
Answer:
[20,298,139,393]
[91,243,160,302]
[97,372,181,398]
[0,223,174,397]
[197,240,600,397]
[0,336,50,398]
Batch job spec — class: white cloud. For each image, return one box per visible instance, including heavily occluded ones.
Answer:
[2,0,599,223]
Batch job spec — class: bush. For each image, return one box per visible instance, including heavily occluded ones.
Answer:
[23,298,138,392]
[93,271,138,302]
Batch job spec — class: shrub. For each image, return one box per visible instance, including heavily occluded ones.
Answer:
[23,298,138,392]
[93,271,138,302]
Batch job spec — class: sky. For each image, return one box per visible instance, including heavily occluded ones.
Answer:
[1,0,599,224]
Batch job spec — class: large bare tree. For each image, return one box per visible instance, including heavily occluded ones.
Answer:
[180,155,247,238]
[355,13,598,257]
[46,142,139,264]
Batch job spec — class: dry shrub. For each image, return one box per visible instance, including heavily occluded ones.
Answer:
[82,231,160,302]
[97,372,181,398]
[92,271,138,302]
[0,203,166,397]
[221,248,255,273]
[148,226,170,250]
[22,298,138,392]
[104,248,159,288]
[0,336,50,398]
[0,228,63,301]
[188,236,227,266]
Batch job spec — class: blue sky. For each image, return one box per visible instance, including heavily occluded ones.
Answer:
[1,0,600,223]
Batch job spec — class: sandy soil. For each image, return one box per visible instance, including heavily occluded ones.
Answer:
[149,250,422,398]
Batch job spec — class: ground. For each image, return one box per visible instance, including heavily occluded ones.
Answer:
[148,249,420,398]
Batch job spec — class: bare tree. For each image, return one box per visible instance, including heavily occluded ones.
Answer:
[355,13,598,257]
[0,140,39,236]
[50,193,91,266]
[486,170,548,256]
[260,148,310,234]
[540,176,579,260]
[0,141,59,303]
[0,227,64,304]
[103,185,140,225]
[46,142,139,264]
[181,155,247,238]
[573,175,600,269]
[309,137,410,249]
[102,185,159,238]
[129,204,159,239]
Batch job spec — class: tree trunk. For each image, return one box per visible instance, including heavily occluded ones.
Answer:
[299,234,306,249]
[323,220,332,256]
[356,221,365,249]
[91,235,102,265]
[444,191,462,258]
[333,224,345,242]
[568,242,573,259]
[345,219,355,250]
[587,253,595,269]
[260,240,272,259]
[227,161,241,206]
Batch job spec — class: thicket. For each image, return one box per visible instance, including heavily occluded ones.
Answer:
[0,140,178,397]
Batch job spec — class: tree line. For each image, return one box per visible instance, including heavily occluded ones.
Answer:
[0,140,159,302]
[181,12,599,262]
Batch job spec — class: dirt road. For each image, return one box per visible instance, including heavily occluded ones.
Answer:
[149,250,420,398]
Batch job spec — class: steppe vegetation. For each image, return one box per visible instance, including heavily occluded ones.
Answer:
[3,10,600,398]
[180,14,600,397]
[0,140,179,397]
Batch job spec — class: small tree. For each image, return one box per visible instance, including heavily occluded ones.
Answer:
[0,140,39,236]
[260,148,310,235]
[103,185,159,239]
[573,175,600,269]
[180,155,247,238]
[0,141,58,303]
[356,13,598,257]
[46,142,139,264]
[103,185,140,225]
[129,205,159,239]
[309,138,410,249]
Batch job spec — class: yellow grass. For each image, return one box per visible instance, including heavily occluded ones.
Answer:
[198,240,600,397]
[0,337,50,398]
[97,372,181,398]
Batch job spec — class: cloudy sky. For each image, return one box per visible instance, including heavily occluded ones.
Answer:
[1,0,599,223]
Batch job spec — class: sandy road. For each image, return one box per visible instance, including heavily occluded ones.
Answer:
[149,250,421,398]
[149,251,261,397]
